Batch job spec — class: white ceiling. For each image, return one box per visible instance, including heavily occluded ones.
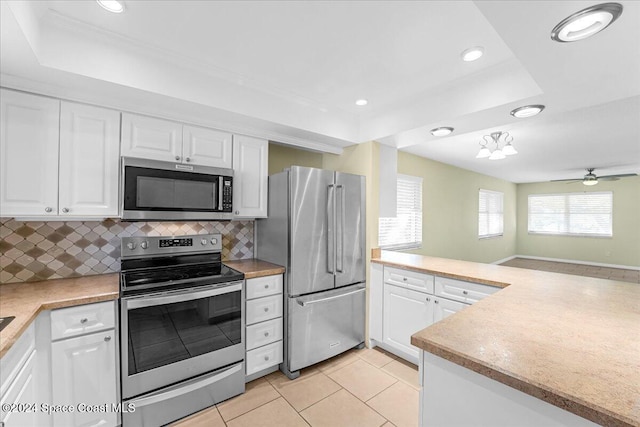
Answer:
[1,0,639,182]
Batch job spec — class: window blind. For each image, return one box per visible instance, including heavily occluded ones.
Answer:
[479,189,504,238]
[378,174,422,250]
[528,191,613,236]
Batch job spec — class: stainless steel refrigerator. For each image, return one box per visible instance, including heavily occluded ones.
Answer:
[257,166,366,379]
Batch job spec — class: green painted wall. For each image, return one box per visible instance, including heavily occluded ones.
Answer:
[516,177,640,267]
[268,143,323,176]
[395,150,517,263]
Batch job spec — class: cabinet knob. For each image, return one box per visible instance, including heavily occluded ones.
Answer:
[80,318,88,324]
[434,300,439,304]
[45,207,53,213]
[62,208,69,213]
[235,211,239,215]
[462,290,468,295]
[264,332,269,337]
[104,336,111,342]
[185,157,191,162]
[264,307,269,312]
[426,297,431,302]
[175,156,181,161]
[402,277,407,281]
[264,284,269,289]
[264,356,270,361]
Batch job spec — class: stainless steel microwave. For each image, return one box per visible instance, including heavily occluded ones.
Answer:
[121,157,234,221]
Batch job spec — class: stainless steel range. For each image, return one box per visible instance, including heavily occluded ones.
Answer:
[119,233,245,426]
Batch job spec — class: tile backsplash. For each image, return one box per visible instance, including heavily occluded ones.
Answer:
[0,219,254,284]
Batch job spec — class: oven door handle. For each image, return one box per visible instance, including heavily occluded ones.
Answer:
[131,363,243,408]
[125,282,242,309]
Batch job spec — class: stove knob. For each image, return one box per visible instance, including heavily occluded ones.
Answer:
[140,241,149,250]
[201,238,208,246]
[210,238,218,245]
[127,242,137,251]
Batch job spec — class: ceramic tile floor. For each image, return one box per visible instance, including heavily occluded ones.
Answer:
[171,347,419,427]
[500,257,640,283]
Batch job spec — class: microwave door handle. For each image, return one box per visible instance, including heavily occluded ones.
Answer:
[218,179,223,211]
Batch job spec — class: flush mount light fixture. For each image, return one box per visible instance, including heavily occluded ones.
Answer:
[461,46,484,62]
[355,99,368,106]
[476,131,516,160]
[97,0,125,13]
[510,104,545,118]
[551,3,622,42]
[430,127,454,137]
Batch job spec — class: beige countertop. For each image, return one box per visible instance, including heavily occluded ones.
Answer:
[224,259,285,279]
[373,251,640,427]
[0,274,120,358]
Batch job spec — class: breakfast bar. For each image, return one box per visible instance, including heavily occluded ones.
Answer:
[372,251,640,427]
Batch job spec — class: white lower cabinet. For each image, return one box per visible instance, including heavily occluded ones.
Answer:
[371,263,500,364]
[245,274,284,380]
[383,284,433,361]
[51,330,118,427]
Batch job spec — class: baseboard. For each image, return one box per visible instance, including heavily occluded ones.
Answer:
[491,255,518,265]
[510,255,640,271]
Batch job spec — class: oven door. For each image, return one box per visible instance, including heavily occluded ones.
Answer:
[121,157,234,221]
[121,281,244,399]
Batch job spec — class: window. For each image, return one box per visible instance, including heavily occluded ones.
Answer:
[528,192,612,237]
[478,189,504,238]
[378,174,422,250]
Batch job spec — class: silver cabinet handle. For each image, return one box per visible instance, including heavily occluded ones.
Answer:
[45,207,53,213]
[263,307,269,312]
[235,211,239,215]
[264,284,269,289]
[264,332,269,337]
[185,157,191,162]
[434,300,439,304]
[104,336,111,342]
[80,318,88,324]
[62,208,69,213]
[264,356,270,361]
[426,297,431,302]
[462,290,468,295]
[403,277,407,281]
[175,156,180,161]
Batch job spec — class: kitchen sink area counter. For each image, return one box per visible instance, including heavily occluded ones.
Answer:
[223,259,285,279]
[372,251,640,427]
[0,273,119,358]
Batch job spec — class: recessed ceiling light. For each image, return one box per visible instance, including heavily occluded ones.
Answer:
[510,105,545,118]
[430,127,454,137]
[461,46,484,62]
[355,99,368,106]
[551,3,622,42]
[97,0,125,13]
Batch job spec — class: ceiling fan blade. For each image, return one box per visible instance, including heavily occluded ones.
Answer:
[597,173,638,180]
[598,177,620,181]
[550,178,582,182]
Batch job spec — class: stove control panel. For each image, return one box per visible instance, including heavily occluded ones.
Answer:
[121,233,222,259]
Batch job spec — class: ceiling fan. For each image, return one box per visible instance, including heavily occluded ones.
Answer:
[551,168,638,186]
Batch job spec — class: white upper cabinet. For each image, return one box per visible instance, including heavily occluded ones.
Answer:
[0,89,60,217]
[59,102,120,217]
[121,113,182,163]
[233,135,268,218]
[183,125,233,168]
[122,113,233,168]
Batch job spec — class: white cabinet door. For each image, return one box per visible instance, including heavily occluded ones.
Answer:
[183,125,233,168]
[0,351,38,427]
[59,102,120,217]
[121,113,182,162]
[383,284,433,361]
[369,263,383,343]
[232,135,268,218]
[51,330,118,427]
[0,89,60,217]
[433,298,468,323]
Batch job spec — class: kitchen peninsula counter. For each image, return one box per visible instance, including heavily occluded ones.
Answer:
[372,251,640,427]
[0,274,119,358]
[224,259,285,279]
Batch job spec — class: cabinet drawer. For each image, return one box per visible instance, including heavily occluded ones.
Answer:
[0,350,37,426]
[51,301,115,340]
[246,295,283,326]
[246,275,283,300]
[0,322,35,398]
[384,266,434,293]
[246,318,283,351]
[434,277,499,304]
[246,341,283,376]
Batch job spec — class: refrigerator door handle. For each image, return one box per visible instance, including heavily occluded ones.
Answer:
[296,286,365,307]
[327,184,335,274]
[336,184,345,273]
